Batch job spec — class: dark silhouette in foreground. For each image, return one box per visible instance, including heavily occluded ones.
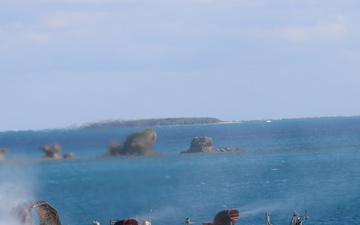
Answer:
[11,200,62,225]
[107,208,239,225]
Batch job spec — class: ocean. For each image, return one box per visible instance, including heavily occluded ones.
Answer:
[1,117,360,225]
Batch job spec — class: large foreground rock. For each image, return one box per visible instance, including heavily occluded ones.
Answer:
[181,136,241,154]
[107,128,157,156]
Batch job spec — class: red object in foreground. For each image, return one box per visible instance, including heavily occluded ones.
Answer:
[228,208,240,221]
[202,222,213,225]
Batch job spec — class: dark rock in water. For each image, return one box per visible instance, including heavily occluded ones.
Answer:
[183,136,215,153]
[181,136,241,154]
[107,141,123,156]
[0,147,7,160]
[63,152,75,159]
[216,146,242,152]
[123,128,157,155]
[107,128,157,156]
[40,143,62,159]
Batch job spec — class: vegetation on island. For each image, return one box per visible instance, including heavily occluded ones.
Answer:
[79,117,223,129]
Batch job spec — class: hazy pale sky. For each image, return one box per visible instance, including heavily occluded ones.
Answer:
[1,0,359,131]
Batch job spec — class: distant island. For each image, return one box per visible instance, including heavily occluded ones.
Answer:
[79,117,224,129]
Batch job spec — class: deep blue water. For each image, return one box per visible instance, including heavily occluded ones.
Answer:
[1,117,360,225]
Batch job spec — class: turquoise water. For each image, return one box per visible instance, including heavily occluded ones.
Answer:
[1,117,360,225]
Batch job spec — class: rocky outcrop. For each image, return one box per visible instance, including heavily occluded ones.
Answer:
[216,146,241,152]
[181,136,241,154]
[63,152,75,159]
[184,136,215,153]
[107,128,157,156]
[40,143,62,159]
[0,147,7,160]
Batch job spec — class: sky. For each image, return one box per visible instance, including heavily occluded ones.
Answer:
[1,0,360,131]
